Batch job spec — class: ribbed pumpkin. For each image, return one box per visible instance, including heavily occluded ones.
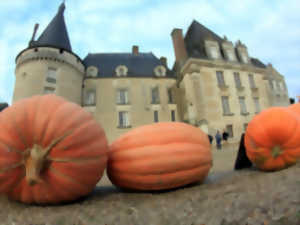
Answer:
[289,103,300,116]
[0,95,108,204]
[107,122,212,191]
[245,107,300,171]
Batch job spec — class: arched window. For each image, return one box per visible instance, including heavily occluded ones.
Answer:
[116,65,128,77]
[154,65,166,77]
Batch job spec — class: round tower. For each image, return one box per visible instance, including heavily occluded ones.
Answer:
[13,3,85,105]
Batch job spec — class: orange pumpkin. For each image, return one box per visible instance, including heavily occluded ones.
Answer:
[0,95,108,204]
[289,103,300,115]
[245,107,300,171]
[107,122,212,191]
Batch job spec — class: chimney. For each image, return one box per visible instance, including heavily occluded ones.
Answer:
[171,28,188,66]
[160,57,167,67]
[132,45,139,55]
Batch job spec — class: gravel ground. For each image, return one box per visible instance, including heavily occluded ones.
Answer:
[1,143,300,225]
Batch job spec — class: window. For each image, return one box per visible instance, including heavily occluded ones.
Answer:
[171,110,176,121]
[241,54,248,63]
[116,65,128,77]
[154,110,159,122]
[272,80,277,90]
[44,86,55,94]
[118,111,130,128]
[253,97,260,113]
[210,47,218,59]
[227,51,235,61]
[268,80,274,90]
[46,68,57,83]
[226,124,233,138]
[248,74,256,89]
[154,66,166,77]
[116,89,129,105]
[221,96,231,115]
[239,97,247,114]
[276,81,281,90]
[234,72,242,88]
[167,89,173,103]
[279,81,284,90]
[85,90,96,105]
[216,71,225,86]
[151,87,160,104]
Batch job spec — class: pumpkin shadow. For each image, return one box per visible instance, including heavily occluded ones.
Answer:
[16,185,120,207]
[108,180,204,195]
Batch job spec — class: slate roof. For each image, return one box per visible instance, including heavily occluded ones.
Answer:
[184,20,224,59]
[83,53,175,78]
[30,3,72,52]
[250,58,266,68]
[183,20,266,69]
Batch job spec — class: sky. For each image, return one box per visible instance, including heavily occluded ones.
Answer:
[0,0,299,104]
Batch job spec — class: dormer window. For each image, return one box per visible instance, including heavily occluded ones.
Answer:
[87,66,98,77]
[241,54,248,63]
[116,65,128,77]
[227,50,235,61]
[154,65,166,77]
[210,47,219,59]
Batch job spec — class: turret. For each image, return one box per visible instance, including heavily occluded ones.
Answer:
[13,2,85,105]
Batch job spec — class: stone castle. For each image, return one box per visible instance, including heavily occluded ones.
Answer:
[13,3,290,143]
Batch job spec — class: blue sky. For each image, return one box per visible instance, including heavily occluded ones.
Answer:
[0,0,299,104]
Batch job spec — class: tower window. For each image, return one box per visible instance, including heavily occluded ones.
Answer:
[44,86,55,94]
[46,67,57,83]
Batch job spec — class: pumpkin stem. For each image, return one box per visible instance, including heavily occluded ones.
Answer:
[25,131,72,186]
[25,144,48,186]
[271,145,282,158]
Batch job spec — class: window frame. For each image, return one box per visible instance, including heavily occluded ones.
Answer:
[221,96,231,115]
[116,89,129,105]
[118,111,130,128]
[151,87,160,104]
[216,71,226,87]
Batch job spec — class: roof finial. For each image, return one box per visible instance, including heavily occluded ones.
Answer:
[58,0,66,13]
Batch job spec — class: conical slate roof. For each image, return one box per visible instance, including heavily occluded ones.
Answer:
[31,3,72,51]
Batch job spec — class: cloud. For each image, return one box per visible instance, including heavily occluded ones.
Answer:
[0,0,299,103]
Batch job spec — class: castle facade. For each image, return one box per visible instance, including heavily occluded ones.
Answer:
[13,3,290,143]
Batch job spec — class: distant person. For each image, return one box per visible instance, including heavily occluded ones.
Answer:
[208,134,213,144]
[215,130,222,150]
[222,130,229,144]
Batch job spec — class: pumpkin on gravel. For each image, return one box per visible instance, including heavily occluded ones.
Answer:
[289,103,300,116]
[245,107,300,171]
[0,94,108,204]
[107,122,212,191]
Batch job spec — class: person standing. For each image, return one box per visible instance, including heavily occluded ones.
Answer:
[208,134,213,144]
[222,130,229,144]
[215,130,222,150]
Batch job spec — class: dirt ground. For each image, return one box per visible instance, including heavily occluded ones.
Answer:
[1,143,300,225]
